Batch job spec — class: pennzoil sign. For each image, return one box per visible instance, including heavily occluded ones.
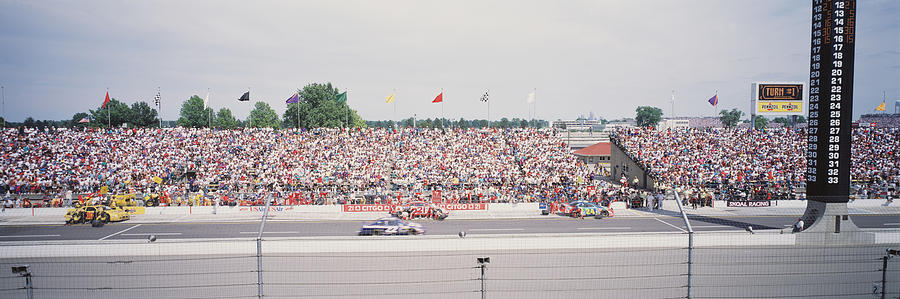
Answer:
[752,82,805,116]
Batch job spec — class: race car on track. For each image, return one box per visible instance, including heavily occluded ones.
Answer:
[541,201,613,218]
[392,201,448,220]
[358,217,426,236]
[65,204,131,225]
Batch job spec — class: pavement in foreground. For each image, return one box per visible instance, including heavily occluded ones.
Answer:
[0,214,897,242]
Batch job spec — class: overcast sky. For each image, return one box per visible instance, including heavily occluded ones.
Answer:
[0,0,897,123]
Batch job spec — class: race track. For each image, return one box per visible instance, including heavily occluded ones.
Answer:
[0,214,897,241]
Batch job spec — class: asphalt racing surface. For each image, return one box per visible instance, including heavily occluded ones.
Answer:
[1,214,897,241]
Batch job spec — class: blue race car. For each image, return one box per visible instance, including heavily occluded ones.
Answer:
[359,217,426,236]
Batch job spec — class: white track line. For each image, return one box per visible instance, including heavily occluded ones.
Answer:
[884,223,900,226]
[239,231,300,234]
[121,233,183,236]
[468,228,524,232]
[0,234,61,238]
[653,218,687,232]
[576,227,632,230]
[99,224,141,240]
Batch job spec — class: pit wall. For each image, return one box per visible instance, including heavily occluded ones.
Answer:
[1,200,895,218]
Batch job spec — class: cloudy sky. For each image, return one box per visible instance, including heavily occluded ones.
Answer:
[0,0,897,123]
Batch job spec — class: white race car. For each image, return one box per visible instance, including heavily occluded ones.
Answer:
[358,217,426,236]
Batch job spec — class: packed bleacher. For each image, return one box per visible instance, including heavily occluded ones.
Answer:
[0,127,600,206]
[611,127,899,200]
[2,124,897,208]
[858,113,900,128]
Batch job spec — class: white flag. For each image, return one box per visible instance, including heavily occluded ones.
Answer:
[204,90,210,109]
[526,91,535,104]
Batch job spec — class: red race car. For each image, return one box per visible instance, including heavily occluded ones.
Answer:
[392,201,449,220]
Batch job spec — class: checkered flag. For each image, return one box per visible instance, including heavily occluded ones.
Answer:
[480,91,489,102]
[154,91,161,106]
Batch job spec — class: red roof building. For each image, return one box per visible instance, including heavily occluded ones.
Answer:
[573,142,610,164]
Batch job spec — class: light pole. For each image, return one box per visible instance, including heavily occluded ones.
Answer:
[11,265,32,299]
[477,257,490,299]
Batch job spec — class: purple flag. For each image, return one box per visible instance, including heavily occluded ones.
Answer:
[708,94,718,106]
[286,92,299,104]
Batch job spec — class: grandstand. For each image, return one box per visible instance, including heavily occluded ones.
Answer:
[858,113,900,128]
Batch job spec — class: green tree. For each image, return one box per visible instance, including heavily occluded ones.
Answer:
[89,98,131,127]
[177,95,214,128]
[754,116,769,129]
[215,108,241,129]
[129,101,159,127]
[719,108,744,128]
[283,83,364,128]
[249,101,280,128]
[498,117,510,128]
[635,106,663,128]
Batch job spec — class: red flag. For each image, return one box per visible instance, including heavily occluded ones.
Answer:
[102,91,111,108]
[432,92,443,103]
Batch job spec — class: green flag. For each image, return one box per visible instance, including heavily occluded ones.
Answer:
[335,92,347,103]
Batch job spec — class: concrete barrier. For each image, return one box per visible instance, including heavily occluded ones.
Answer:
[0,207,68,217]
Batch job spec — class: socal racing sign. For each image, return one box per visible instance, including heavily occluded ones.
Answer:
[726,200,771,207]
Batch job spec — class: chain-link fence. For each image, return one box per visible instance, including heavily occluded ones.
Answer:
[0,232,897,299]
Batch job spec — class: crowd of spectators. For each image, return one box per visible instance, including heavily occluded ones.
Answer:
[3,123,896,208]
[859,114,900,128]
[0,127,599,206]
[611,127,899,200]
[850,127,899,199]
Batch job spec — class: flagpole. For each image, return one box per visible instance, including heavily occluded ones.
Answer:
[393,89,397,128]
[714,90,718,117]
[296,93,300,130]
[207,88,211,129]
[1,85,4,128]
[107,88,111,129]
[346,91,350,130]
[441,88,444,129]
[487,91,491,129]
[158,87,162,129]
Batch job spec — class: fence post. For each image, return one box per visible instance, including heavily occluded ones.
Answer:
[257,194,272,299]
[477,257,490,299]
[673,190,694,299]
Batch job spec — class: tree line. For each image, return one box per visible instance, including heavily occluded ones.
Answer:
[4,82,551,130]
[635,106,805,129]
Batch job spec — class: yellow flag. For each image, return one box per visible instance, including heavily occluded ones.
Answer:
[153,176,163,184]
[875,101,886,111]
[385,93,395,103]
